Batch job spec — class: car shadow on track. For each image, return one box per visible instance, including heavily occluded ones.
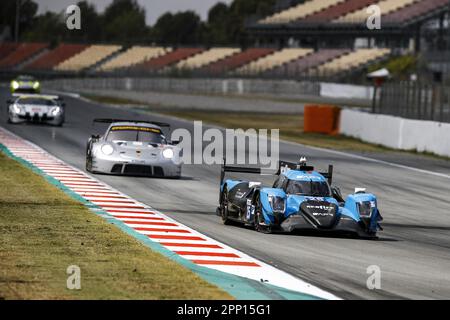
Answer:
[230,224,399,241]
[281,230,398,241]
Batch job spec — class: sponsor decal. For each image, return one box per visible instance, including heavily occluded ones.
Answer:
[304,203,336,217]
[306,205,335,211]
[111,126,161,133]
[294,174,324,181]
[311,212,334,217]
[246,199,255,221]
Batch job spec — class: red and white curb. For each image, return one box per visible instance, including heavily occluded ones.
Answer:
[0,126,339,300]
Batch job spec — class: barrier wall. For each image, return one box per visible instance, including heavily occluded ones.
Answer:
[340,109,450,157]
[42,78,372,106]
[320,82,374,100]
[44,77,320,98]
[304,105,340,134]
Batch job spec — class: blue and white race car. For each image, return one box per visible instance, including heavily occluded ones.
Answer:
[217,158,383,238]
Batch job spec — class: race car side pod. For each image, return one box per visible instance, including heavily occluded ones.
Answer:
[220,159,334,186]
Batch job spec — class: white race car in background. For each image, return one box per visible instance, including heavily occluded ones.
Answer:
[7,94,65,126]
[86,119,182,178]
[10,75,40,94]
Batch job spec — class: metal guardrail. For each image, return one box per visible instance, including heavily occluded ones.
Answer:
[42,77,323,99]
[375,81,450,123]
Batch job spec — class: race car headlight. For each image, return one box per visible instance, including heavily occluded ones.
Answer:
[162,148,174,159]
[357,201,373,218]
[11,81,19,90]
[33,81,40,89]
[268,195,285,214]
[101,144,114,155]
[50,106,61,116]
[11,104,22,114]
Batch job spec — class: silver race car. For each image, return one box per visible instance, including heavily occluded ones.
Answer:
[7,94,65,126]
[86,119,182,178]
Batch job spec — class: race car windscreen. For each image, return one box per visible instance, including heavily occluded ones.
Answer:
[286,179,331,197]
[17,98,56,106]
[17,76,35,81]
[106,126,166,144]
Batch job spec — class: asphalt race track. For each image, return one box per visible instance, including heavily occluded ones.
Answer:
[1,87,450,299]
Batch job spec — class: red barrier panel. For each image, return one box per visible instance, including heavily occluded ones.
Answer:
[304,105,341,135]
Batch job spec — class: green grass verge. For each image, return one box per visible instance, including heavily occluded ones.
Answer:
[0,152,232,300]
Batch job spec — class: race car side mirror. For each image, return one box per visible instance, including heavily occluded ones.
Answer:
[61,102,66,107]
[331,186,345,203]
[354,188,366,194]
[91,134,100,140]
[170,140,180,146]
[6,99,13,104]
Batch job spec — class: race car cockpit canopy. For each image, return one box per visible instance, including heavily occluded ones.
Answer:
[285,177,331,197]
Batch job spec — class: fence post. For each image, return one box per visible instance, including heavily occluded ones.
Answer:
[412,82,417,119]
[440,86,445,122]
[405,81,410,118]
[371,84,378,113]
[430,84,436,121]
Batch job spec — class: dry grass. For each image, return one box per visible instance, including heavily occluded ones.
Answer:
[162,110,391,153]
[0,152,231,300]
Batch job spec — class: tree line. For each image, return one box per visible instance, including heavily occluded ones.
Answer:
[0,0,277,46]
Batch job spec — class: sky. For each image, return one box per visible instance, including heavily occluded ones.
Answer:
[35,0,233,25]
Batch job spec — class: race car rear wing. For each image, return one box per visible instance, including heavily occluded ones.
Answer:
[220,159,333,186]
[7,94,64,106]
[220,159,261,187]
[11,93,62,100]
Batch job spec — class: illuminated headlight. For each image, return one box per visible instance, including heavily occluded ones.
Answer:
[11,81,19,90]
[162,148,174,159]
[357,201,374,218]
[11,104,22,114]
[268,195,285,213]
[101,144,114,155]
[50,107,61,116]
[33,81,40,89]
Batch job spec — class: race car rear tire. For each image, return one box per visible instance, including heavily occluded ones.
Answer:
[220,189,232,225]
[254,194,272,234]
